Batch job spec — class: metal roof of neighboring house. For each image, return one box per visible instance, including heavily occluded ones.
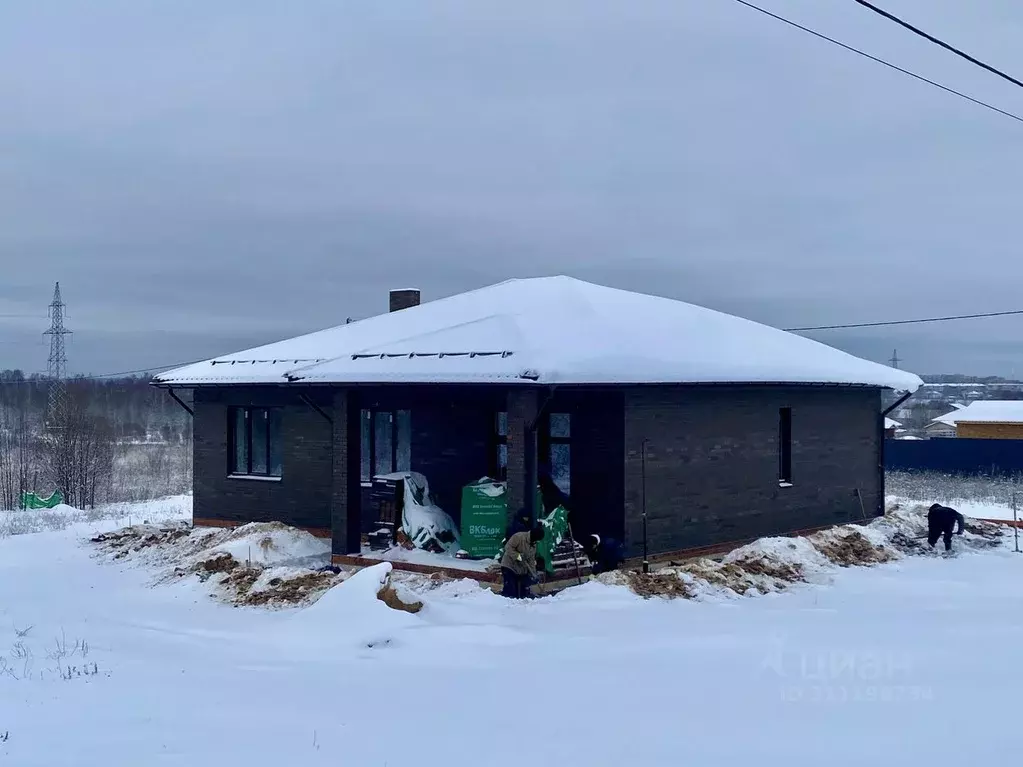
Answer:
[932,400,1023,425]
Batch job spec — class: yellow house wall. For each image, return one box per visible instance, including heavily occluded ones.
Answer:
[955,422,1023,440]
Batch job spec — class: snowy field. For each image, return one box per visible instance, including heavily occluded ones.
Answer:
[888,470,1023,522]
[0,496,1021,766]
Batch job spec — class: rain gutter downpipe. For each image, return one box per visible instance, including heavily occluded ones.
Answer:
[166,387,193,417]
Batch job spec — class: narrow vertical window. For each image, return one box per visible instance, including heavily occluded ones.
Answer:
[250,409,269,475]
[493,411,508,480]
[395,410,412,472]
[374,411,393,477]
[779,407,792,485]
[360,410,372,482]
[548,412,571,495]
[231,407,248,474]
[268,408,283,477]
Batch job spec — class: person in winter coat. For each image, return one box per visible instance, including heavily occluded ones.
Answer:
[928,503,965,552]
[500,523,546,599]
[586,534,625,575]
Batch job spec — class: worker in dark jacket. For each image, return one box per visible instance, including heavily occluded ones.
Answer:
[500,523,546,599]
[928,503,965,552]
[586,534,625,575]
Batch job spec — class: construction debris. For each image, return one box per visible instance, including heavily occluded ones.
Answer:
[603,506,1008,601]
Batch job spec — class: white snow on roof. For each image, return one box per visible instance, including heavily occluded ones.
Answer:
[884,418,901,429]
[155,277,923,390]
[932,400,1023,426]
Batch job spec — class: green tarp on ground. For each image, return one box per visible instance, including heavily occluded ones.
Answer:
[494,498,569,575]
[20,490,64,510]
[535,504,569,574]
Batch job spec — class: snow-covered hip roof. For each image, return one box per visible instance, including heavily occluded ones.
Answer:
[932,400,1023,426]
[154,276,923,390]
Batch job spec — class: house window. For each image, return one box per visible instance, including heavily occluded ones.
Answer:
[229,407,283,477]
[360,409,411,483]
[547,412,571,495]
[492,411,508,480]
[778,407,792,485]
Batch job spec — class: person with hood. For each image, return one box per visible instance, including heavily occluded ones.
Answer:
[586,534,625,575]
[500,522,546,599]
[928,503,965,552]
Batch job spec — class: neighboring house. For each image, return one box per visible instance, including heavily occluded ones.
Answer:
[153,276,921,566]
[931,401,1023,440]
[884,417,901,439]
[925,415,958,438]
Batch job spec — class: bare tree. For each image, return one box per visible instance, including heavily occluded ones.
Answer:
[42,394,114,509]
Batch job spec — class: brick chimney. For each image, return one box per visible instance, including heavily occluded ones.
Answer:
[389,288,421,313]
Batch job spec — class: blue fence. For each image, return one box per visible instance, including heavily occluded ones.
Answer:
[885,438,1023,476]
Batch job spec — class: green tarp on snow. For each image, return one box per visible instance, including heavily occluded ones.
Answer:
[535,504,569,574]
[496,499,569,575]
[20,490,63,510]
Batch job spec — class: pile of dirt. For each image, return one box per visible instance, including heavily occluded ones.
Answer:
[91,518,344,606]
[91,523,192,560]
[377,581,424,613]
[198,552,237,574]
[620,570,694,600]
[244,571,340,607]
[728,554,803,582]
[808,527,897,567]
[679,560,769,596]
[608,504,1011,601]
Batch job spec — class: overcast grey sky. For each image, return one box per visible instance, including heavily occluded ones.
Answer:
[2,0,1022,377]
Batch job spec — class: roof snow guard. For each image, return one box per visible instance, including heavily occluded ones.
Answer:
[154,276,923,390]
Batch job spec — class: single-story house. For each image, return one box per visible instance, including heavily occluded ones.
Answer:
[931,401,1023,440]
[154,276,921,567]
[884,417,901,439]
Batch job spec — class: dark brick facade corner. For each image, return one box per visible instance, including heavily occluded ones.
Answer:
[192,387,333,531]
[622,385,882,558]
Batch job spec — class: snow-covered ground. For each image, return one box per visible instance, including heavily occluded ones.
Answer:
[889,496,1022,522]
[0,495,190,538]
[0,499,1021,766]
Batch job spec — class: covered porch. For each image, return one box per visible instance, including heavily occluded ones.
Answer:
[328,384,625,568]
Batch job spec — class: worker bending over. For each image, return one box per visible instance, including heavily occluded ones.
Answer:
[928,503,965,552]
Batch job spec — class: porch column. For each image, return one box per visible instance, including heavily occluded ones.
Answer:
[331,388,363,556]
[506,389,538,522]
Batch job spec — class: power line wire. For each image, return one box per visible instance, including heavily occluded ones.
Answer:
[731,0,1023,125]
[853,0,1023,90]
[0,359,209,386]
[3,307,1023,383]
[785,308,1023,332]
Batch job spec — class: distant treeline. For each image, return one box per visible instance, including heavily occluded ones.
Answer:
[0,370,190,443]
[920,374,1023,384]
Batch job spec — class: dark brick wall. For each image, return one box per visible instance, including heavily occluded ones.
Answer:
[193,387,333,530]
[506,389,538,518]
[623,386,882,557]
[331,389,362,555]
